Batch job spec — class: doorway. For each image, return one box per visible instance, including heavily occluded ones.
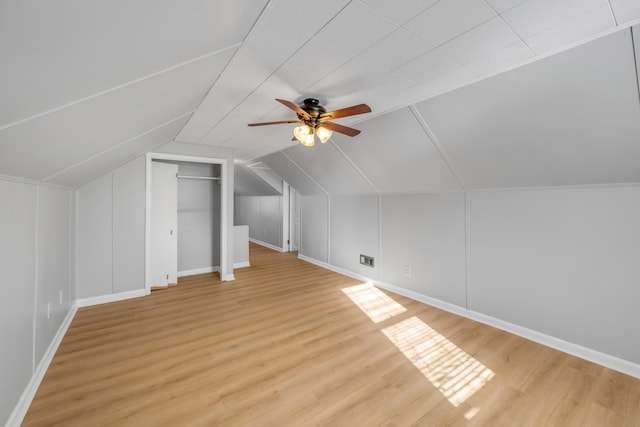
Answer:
[145,153,230,295]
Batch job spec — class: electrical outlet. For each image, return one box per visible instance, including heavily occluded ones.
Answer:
[59,289,63,304]
[404,266,412,277]
[47,302,51,319]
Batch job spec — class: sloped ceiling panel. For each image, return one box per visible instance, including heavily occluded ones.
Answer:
[415,30,640,189]
[234,165,280,197]
[245,163,283,194]
[221,122,298,162]
[611,0,640,24]
[496,0,614,55]
[0,0,267,127]
[259,152,325,196]
[0,50,234,182]
[334,107,462,193]
[283,142,377,195]
[46,115,192,188]
[635,24,640,82]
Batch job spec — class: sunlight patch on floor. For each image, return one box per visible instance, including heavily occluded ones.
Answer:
[341,282,407,323]
[382,316,495,407]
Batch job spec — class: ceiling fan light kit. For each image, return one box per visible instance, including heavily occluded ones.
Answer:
[248,97,371,147]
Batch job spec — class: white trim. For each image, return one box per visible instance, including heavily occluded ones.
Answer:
[326,196,331,265]
[297,254,640,380]
[76,289,146,308]
[222,274,235,281]
[466,182,640,193]
[282,182,290,252]
[409,105,465,191]
[43,113,194,184]
[7,303,78,427]
[178,266,219,277]
[249,237,284,252]
[32,186,40,374]
[0,173,41,186]
[233,261,251,269]
[281,152,329,195]
[0,44,240,133]
[464,191,471,310]
[146,153,230,290]
[331,141,380,193]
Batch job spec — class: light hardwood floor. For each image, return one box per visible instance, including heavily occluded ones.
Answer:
[24,243,640,426]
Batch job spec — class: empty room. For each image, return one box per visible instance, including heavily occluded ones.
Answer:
[1,1,640,425]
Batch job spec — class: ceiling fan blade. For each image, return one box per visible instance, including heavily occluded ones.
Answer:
[319,103,371,121]
[276,99,311,120]
[320,121,361,137]
[247,120,300,127]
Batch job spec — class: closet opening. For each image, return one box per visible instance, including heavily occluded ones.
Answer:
[145,153,230,294]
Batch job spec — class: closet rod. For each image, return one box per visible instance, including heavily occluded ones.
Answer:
[176,174,221,181]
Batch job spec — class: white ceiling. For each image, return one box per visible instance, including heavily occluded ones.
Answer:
[1,0,639,190]
[415,30,640,189]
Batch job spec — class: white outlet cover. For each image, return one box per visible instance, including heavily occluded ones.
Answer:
[404,266,412,277]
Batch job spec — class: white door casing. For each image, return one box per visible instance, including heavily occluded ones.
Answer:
[145,152,230,294]
[290,187,300,251]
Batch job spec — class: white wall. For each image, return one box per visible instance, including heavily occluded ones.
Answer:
[36,186,72,361]
[299,185,640,369]
[234,195,282,249]
[76,156,146,300]
[177,162,220,273]
[233,225,250,266]
[0,178,72,426]
[75,141,235,300]
[300,195,328,263]
[329,195,379,279]
[468,187,640,364]
[76,173,113,298]
[380,193,466,307]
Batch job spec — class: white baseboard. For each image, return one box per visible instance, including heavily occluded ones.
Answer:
[178,266,219,277]
[233,261,250,269]
[6,303,78,427]
[297,254,640,379]
[76,289,146,308]
[249,238,283,252]
[221,274,235,281]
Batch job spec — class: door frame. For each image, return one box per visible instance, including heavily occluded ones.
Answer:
[282,182,290,252]
[288,185,300,252]
[145,152,229,295]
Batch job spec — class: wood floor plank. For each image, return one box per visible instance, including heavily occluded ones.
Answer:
[22,243,640,426]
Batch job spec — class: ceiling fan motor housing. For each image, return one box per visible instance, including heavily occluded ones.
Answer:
[301,98,326,124]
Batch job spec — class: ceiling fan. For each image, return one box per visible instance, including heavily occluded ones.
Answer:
[248,98,371,146]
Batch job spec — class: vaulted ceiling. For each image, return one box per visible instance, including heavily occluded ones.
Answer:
[1,0,639,191]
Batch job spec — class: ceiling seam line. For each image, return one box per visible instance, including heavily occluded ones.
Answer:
[329,140,380,194]
[0,45,239,133]
[72,138,175,190]
[244,167,282,195]
[409,105,466,191]
[606,0,619,26]
[281,152,329,196]
[177,0,275,143]
[195,1,356,145]
[481,0,535,55]
[630,27,640,110]
[368,18,640,126]
[41,110,195,183]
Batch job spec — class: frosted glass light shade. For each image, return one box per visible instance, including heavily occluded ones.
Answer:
[294,125,315,146]
[316,126,333,143]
